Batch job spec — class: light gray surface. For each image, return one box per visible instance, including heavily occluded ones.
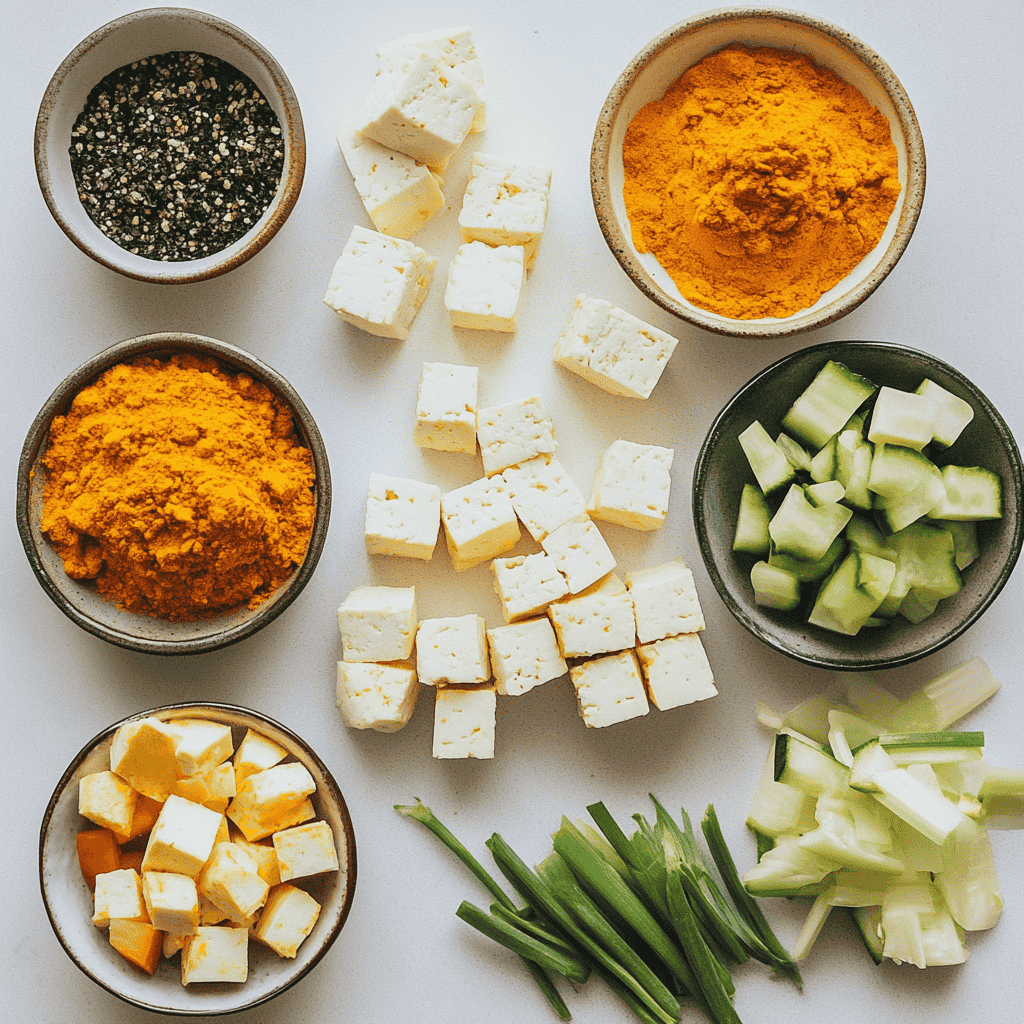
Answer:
[3,2,1022,1022]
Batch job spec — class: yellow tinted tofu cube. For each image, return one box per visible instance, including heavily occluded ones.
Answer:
[109,717,183,801]
[141,794,224,878]
[79,770,138,836]
[232,729,288,788]
[181,925,248,984]
[198,842,269,925]
[142,871,200,935]
[570,650,649,728]
[92,868,146,928]
[227,763,316,842]
[336,660,419,733]
[166,718,234,778]
[272,821,339,882]
[255,884,321,959]
[230,830,282,887]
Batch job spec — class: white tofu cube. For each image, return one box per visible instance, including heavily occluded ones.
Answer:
[444,241,526,333]
[336,660,419,733]
[570,650,650,728]
[413,362,479,454]
[432,686,496,758]
[625,559,705,643]
[198,842,270,925]
[487,617,567,696]
[166,718,234,778]
[109,717,183,801]
[588,439,674,531]
[273,821,339,881]
[337,584,418,662]
[142,872,200,935]
[142,795,224,878]
[230,831,282,888]
[227,763,317,842]
[416,614,490,686]
[233,729,288,788]
[255,883,321,958]
[547,572,636,658]
[636,633,718,711]
[92,868,146,928]
[540,518,617,594]
[323,225,435,341]
[441,475,521,571]
[553,294,679,400]
[182,925,248,984]
[476,394,557,476]
[500,454,588,542]
[78,770,137,835]
[336,127,445,239]
[491,551,569,624]
[458,153,552,267]
[364,472,441,560]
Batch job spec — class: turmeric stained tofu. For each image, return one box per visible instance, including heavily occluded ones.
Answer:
[487,617,567,696]
[198,842,269,926]
[79,769,137,836]
[232,729,288,787]
[226,763,317,842]
[570,650,649,728]
[256,884,322,959]
[273,821,339,882]
[547,572,636,659]
[142,871,200,935]
[501,454,588,542]
[364,473,441,560]
[491,551,569,624]
[337,584,418,663]
[441,475,521,571]
[444,241,526,333]
[142,794,223,877]
[92,868,146,928]
[540,518,617,595]
[109,717,182,802]
[413,362,479,454]
[588,440,674,531]
[625,559,705,643]
[182,925,248,985]
[336,660,419,733]
[433,685,497,759]
[416,614,490,687]
[166,718,234,778]
[476,394,557,476]
[636,633,718,711]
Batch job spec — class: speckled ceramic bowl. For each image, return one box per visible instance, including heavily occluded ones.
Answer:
[16,332,330,655]
[35,7,305,284]
[39,702,357,1015]
[591,8,926,338]
[693,341,1023,670]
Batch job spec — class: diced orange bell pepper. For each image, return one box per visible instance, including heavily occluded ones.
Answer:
[76,828,121,890]
[119,847,146,876]
[108,918,163,975]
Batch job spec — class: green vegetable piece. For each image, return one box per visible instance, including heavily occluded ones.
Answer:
[867,385,938,450]
[750,561,801,611]
[928,465,1003,520]
[915,378,974,448]
[768,484,853,562]
[781,360,877,450]
[738,420,795,496]
[733,483,771,554]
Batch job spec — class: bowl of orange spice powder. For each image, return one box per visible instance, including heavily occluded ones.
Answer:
[17,333,330,654]
[591,8,926,338]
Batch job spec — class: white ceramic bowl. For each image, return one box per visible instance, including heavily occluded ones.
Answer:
[35,7,305,284]
[39,703,357,1015]
[591,7,926,338]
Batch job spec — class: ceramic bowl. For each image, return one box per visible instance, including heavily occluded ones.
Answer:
[16,332,331,655]
[591,8,926,338]
[35,7,305,284]
[692,341,1023,670]
[39,702,357,1015]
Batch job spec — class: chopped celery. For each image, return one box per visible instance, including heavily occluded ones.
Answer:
[888,657,1000,732]
[937,818,1003,931]
[791,890,833,960]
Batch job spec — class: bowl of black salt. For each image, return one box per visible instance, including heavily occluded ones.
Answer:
[35,7,305,284]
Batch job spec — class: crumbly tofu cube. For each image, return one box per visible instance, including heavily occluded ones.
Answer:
[337,127,445,239]
[255,883,321,959]
[541,518,617,594]
[198,842,269,925]
[323,225,435,341]
[166,718,234,778]
[233,729,288,788]
[547,572,636,658]
[476,394,557,476]
[444,241,526,333]
[109,717,183,802]
[500,454,588,541]
[230,830,282,888]
[625,559,706,643]
[588,440,674,531]
[491,551,569,623]
[487,617,567,696]
[142,795,224,878]
[227,763,317,843]
[365,472,441,560]
[432,685,496,758]
[458,153,552,268]
[197,762,236,813]
[336,660,419,733]
[142,872,200,935]
[92,868,146,928]
[182,925,248,984]
[79,770,138,836]
[570,650,650,728]
[413,362,479,454]
[337,584,418,662]
[441,475,521,571]
[636,633,718,711]
[416,614,490,687]
[553,294,679,400]
[273,821,339,881]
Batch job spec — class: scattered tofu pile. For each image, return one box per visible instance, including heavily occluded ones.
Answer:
[75,716,340,983]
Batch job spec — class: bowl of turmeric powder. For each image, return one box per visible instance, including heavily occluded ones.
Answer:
[591,8,926,338]
[17,333,331,655]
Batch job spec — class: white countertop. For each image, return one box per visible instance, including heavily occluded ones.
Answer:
[4,1,1022,1022]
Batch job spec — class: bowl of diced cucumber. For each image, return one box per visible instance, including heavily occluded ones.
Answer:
[693,341,1023,670]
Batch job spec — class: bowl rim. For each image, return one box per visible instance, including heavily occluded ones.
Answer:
[692,339,1024,670]
[15,332,331,656]
[591,6,927,339]
[34,6,306,285]
[38,701,357,1015]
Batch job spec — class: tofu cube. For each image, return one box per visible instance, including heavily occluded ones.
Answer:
[273,821,339,881]
[92,868,146,928]
[233,729,288,788]
[416,614,490,687]
[487,617,567,696]
[476,394,557,477]
[625,560,705,643]
[491,551,569,624]
[636,633,718,711]
[540,518,617,594]
[227,763,317,843]
[444,241,526,333]
[230,831,282,888]
[441,475,521,571]
[501,454,588,541]
[182,925,248,984]
[547,572,636,658]
[323,225,435,341]
[364,472,441,560]
[553,294,679,400]
[413,362,479,454]
[570,650,650,728]
[432,685,497,758]
[142,872,200,935]
[78,770,137,836]
[198,762,236,813]
[337,584,418,662]
[109,716,183,801]
[198,842,269,925]
[336,660,419,733]
[255,883,321,959]
[458,153,552,268]
[588,440,674,531]
[166,718,234,778]
[142,794,224,878]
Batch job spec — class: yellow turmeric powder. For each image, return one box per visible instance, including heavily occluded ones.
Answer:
[622,44,901,320]
[40,353,316,621]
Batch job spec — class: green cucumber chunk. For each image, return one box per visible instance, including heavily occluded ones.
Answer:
[928,465,1002,520]
[733,483,772,553]
[751,561,802,610]
[915,378,974,448]
[782,360,878,450]
[739,419,796,495]
[769,484,853,561]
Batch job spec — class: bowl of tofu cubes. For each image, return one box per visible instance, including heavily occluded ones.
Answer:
[39,703,356,1014]
[693,341,1023,670]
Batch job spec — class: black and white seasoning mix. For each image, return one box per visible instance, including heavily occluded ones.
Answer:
[69,51,285,262]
